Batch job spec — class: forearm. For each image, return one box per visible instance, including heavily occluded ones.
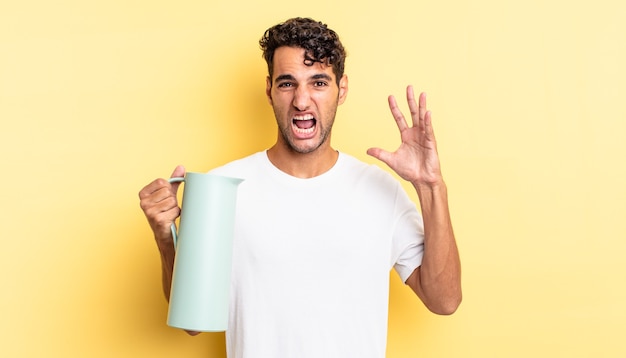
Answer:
[157,237,176,302]
[412,180,462,314]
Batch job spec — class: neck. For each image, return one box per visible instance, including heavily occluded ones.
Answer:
[266,141,338,179]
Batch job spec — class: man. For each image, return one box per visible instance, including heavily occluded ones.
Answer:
[139,17,461,357]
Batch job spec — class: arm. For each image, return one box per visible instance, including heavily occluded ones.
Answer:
[138,166,201,335]
[367,86,461,315]
[406,181,460,315]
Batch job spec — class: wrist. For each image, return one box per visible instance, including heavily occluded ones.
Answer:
[154,230,175,252]
[411,177,446,192]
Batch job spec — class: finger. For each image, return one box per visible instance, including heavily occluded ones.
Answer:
[139,178,170,200]
[169,165,186,195]
[406,85,420,127]
[139,184,175,210]
[142,196,179,221]
[388,95,408,132]
[424,110,437,144]
[366,147,393,167]
[419,92,428,128]
[170,165,185,178]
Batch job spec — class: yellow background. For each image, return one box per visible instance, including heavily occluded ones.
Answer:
[1,0,625,356]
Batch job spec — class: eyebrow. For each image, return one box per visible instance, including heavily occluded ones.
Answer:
[311,73,333,82]
[274,73,334,82]
[275,74,296,82]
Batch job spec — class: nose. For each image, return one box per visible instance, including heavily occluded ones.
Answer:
[292,86,311,111]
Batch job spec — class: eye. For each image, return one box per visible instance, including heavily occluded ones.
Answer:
[314,81,328,87]
[277,82,294,88]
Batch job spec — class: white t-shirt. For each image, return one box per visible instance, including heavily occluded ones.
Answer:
[210,151,424,358]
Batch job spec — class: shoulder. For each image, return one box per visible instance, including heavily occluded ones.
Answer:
[336,153,417,214]
[208,151,266,178]
[336,152,401,190]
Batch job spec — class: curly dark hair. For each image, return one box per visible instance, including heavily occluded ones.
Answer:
[259,17,346,85]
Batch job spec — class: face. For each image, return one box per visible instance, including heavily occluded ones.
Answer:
[266,46,348,154]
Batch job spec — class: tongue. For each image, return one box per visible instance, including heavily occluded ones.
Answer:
[295,119,315,129]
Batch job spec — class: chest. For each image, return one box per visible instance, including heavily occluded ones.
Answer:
[231,179,395,277]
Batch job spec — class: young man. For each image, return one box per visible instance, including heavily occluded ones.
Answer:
[139,17,461,358]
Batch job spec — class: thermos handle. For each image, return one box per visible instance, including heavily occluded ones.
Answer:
[168,177,185,248]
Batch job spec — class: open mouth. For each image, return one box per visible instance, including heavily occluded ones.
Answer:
[292,114,317,135]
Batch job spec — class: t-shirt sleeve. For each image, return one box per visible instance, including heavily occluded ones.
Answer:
[390,185,425,283]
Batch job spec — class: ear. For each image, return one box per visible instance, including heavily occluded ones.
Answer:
[337,74,349,105]
[265,76,273,105]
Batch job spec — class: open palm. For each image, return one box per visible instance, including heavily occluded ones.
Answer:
[367,86,443,186]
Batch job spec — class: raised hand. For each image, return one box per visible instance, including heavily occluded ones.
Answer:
[367,85,443,187]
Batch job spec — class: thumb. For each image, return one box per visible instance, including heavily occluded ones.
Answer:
[169,165,186,194]
[366,147,392,166]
